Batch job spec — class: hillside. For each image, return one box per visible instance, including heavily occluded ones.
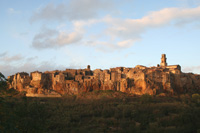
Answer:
[1,92,200,132]
[1,73,200,132]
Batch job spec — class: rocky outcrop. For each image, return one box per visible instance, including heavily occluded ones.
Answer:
[7,55,200,97]
[8,72,31,92]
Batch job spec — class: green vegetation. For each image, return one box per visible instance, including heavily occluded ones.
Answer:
[0,72,8,93]
[0,92,200,132]
[0,72,20,97]
[1,73,200,132]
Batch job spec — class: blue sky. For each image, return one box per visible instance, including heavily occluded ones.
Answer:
[1,0,200,77]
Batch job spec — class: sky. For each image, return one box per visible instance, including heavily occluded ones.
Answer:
[1,0,200,77]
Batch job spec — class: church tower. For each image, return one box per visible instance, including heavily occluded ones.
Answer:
[87,65,91,70]
[160,54,167,67]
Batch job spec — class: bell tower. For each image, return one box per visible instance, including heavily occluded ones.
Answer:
[87,65,91,70]
[160,54,167,67]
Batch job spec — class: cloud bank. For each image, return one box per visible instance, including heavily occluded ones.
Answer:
[31,3,200,50]
[0,53,23,62]
[103,6,200,41]
[32,24,83,49]
[30,0,114,22]
[0,53,66,77]
[182,66,200,73]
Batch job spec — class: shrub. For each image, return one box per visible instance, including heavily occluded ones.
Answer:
[192,93,200,104]
[140,94,153,104]
[180,94,190,103]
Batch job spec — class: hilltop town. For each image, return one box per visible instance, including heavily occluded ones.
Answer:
[8,54,200,97]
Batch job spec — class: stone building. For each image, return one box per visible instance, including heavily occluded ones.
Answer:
[7,54,200,96]
[160,54,167,67]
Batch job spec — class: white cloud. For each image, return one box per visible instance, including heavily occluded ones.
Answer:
[74,6,200,51]
[31,5,200,51]
[105,6,200,37]
[117,39,138,48]
[30,0,114,22]
[101,6,200,47]
[26,56,38,61]
[32,19,100,49]
[0,54,23,62]
[182,66,200,73]
[84,40,119,52]
[32,26,83,49]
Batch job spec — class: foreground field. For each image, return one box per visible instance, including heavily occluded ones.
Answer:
[0,91,200,133]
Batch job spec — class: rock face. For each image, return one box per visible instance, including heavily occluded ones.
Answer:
[8,54,200,96]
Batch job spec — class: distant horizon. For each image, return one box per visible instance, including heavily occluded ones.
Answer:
[1,0,200,77]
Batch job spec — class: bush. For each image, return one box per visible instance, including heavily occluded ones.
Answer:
[1,91,200,132]
[179,94,190,103]
[140,94,153,104]
[0,73,9,95]
[192,93,200,104]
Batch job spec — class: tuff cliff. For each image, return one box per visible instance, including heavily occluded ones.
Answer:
[7,54,200,97]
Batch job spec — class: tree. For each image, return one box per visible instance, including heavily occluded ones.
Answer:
[192,94,200,104]
[0,72,19,96]
[0,72,6,81]
[0,72,8,91]
[140,94,153,104]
